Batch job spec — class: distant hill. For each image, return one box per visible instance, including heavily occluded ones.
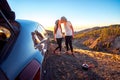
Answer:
[74,24,120,54]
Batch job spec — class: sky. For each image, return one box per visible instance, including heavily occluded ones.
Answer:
[8,0,120,31]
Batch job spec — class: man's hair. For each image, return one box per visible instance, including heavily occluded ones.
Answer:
[61,16,67,22]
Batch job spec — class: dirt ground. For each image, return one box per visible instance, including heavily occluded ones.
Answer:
[41,41,120,80]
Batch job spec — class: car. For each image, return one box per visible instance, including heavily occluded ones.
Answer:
[0,0,49,80]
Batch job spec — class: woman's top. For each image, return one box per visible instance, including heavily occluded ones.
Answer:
[54,25,62,38]
[64,21,72,36]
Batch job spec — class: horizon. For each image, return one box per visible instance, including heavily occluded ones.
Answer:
[46,23,120,32]
[8,0,120,30]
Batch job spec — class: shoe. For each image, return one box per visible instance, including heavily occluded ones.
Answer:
[71,53,75,57]
[70,51,75,57]
[53,50,57,54]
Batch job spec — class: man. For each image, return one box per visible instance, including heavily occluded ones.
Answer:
[61,16,74,55]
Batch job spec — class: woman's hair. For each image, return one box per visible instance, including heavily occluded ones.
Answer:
[55,19,59,30]
[54,19,61,33]
[55,19,59,25]
[61,16,67,22]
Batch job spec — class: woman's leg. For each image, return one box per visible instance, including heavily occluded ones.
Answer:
[54,38,59,52]
[65,36,69,51]
[54,38,62,52]
[59,38,62,51]
[68,36,73,52]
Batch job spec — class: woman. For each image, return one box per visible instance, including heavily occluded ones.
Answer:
[61,16,74,55]
[53,19,63,54]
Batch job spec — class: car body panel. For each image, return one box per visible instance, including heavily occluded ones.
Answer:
[1,20,44,80]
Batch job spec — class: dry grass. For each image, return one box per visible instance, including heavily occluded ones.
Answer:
[74,48,120,61]
[74,48,120,80]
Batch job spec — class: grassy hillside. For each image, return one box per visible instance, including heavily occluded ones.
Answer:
[74,25,120,54]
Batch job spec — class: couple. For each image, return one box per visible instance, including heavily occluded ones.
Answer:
[53,16,74,55]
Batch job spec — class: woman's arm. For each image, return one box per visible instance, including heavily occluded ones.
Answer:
[69,22,74,38]
[53,25,56,41]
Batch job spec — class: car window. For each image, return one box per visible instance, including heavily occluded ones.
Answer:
[31,32,40,46]
[31,24,48,55]
[37,24,47,38]
[31,24,48,46]
[31,23,50,56]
